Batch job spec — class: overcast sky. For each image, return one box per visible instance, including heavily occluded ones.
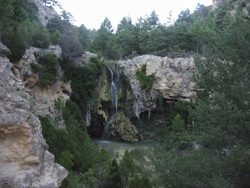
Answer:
[57,0,213,30]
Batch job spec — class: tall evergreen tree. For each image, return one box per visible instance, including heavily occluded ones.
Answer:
[191,13,250,149]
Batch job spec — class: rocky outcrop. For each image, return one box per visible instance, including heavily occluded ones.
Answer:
[119,55,195,117]
[0,43,11,57]
[108,111,143,142]
[73,51,98,67]
[212,0,227,10]
[33,0,59,26]
[0,43,68,187]
[212,0,250,15]
[14,45,71,120]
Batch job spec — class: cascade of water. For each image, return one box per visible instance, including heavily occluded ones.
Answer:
[148,109,151,120]
[134,100,141,119]
[109,68,118,115]
[85,100,92,127]
[103,113,116,140]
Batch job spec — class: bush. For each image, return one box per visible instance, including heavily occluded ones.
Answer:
[30,62,43,72]
[59,150,74,170]
[39,53,57,87]
[60,57,102,112]
[172,113,185,132]
[136,64,155,91]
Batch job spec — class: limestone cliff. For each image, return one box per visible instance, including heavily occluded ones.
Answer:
[0,43,68,187]
[119,55,195,118]
[15,45,71,123]
[33,0,59,26]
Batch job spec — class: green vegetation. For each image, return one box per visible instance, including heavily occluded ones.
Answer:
[172,113,185,132]
[34,53,58,87]
[60,57,102,112]
[30,53,58,87]
[136,65,156,91]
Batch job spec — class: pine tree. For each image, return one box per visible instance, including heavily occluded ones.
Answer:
[108,159,122,188]
[120,150,136,187]
[191,13,250,149]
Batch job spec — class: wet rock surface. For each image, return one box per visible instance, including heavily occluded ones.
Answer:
[119,55,196,116]
[108,111,143,142]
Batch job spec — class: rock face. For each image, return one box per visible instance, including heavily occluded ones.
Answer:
[15,45,71,121]
[119,55,195,117]
[33,0,59,26]
[73,51,98,67]
[108,111,143,142]
[0,43,68,187]
[0,43,11,56]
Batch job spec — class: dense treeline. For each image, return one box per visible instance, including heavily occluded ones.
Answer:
[1,0,244,61]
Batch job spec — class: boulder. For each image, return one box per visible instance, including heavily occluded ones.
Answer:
[73,51,98,67]
[108,111,143,142]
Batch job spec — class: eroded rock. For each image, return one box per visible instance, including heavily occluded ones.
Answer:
[119,55,196,117]
[33,0,59,26]
[0,45,68,187]
[108,111,143,142]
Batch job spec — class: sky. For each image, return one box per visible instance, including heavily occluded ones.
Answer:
[57,0,213,30]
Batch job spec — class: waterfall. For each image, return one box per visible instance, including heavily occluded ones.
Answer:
[103,113,116,140]
[109,68,119,115]
[148,109,151,120]
[133,100,141,119]
[85,100,91,127]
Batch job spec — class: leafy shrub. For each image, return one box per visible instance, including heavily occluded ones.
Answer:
[136,64,155,91]
[60,57,102,112]
[3,33,26,61]
[59,150,74,170]
[30,62,43,72]
[39,53,57,87]
[50,30,61,45]
[172,113,185,132]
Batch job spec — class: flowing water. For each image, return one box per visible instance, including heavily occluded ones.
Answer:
[109,68,119,115]
[85,100,92,127]
[103,68,121,140]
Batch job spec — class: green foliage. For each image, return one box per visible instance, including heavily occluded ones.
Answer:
[47,16,64,34]
[82,168,99,188]
[61,57,102,112]
[191,13,250,149]
[120,150,137,186]
[0,0,52,59]
[108,159,122,188]
[59,150,74,170]
[154,148,230,187]
[129,173,152,188]
[30,62,43,72]
[39,53,57,87]
[4,34,26,60]
[50,30,61,45]
[172,113,185,132]
[136,65,155,91]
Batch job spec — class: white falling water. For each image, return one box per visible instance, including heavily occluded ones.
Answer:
[85,100,92,127]
[109,68,118,115]
[148,109,151,120]
[103,68,120,140]
[133,100,141,119]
